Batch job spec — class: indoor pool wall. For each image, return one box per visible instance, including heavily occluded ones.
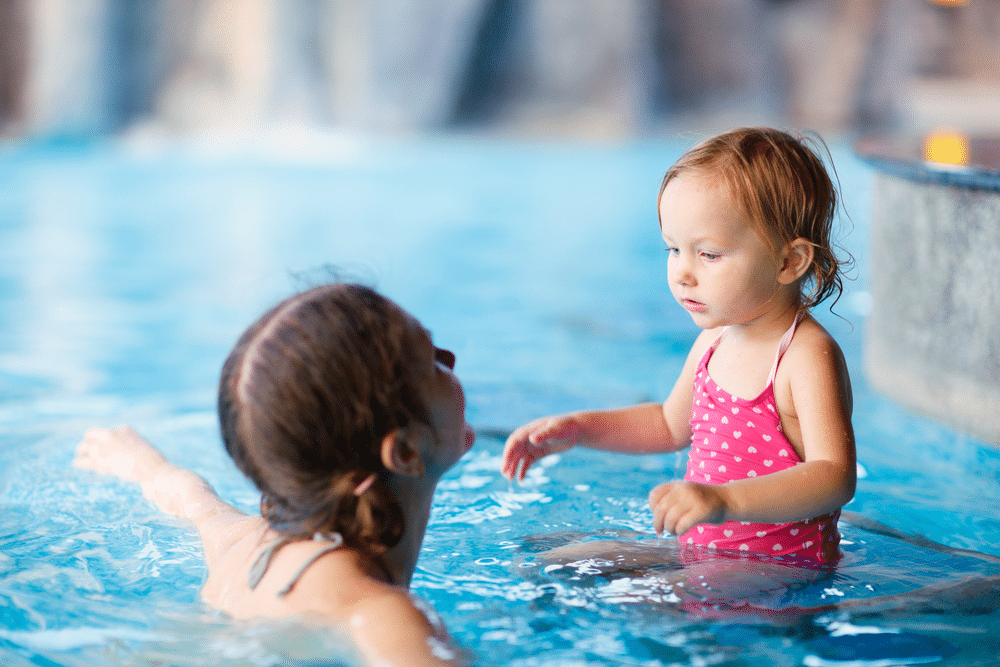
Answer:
[0,135,998,666]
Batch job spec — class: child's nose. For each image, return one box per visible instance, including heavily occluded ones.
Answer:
[671,255,695,286]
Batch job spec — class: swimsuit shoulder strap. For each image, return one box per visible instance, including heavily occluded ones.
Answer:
[698,326,729,368]
[248,531,345,597]
[766,310,806,386]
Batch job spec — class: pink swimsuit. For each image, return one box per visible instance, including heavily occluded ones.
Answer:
[681,312,841,563]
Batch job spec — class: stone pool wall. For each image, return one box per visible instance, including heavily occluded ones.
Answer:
[866,168,1000,445]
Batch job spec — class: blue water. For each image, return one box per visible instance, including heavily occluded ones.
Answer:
[1,135,998,666]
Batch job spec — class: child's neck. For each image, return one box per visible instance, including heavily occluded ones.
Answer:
[725,299,801,341]
[707,299,803,400]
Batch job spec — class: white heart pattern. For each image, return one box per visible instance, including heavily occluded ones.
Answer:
[763,460,773,467]
[723,529,733,537]
[733,431,742,439]
[747,470,757,477]
[747,446,757,454]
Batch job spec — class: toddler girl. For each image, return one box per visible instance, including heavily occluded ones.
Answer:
[502,127,855,564]
[75,283,475,666]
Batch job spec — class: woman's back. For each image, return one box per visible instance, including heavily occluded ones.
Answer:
[201,520,401,619]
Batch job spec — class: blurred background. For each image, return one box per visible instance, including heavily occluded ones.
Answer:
[2,0,999,142]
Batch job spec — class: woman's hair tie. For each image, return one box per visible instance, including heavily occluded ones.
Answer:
[353,473,377,497]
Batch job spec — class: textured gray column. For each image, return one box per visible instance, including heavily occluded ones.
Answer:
[866,171,1000,444]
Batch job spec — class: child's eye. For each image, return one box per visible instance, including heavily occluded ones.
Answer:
[664,246,679,256]
[700,251,720,261]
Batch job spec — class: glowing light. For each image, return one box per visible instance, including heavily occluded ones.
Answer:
[923,129,970,166]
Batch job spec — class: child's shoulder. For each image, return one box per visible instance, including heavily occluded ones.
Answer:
[792,314,843,351]
[781,314,850,380]
[689,326,725,356]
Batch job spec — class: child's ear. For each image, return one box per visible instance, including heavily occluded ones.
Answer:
[778,238,814,285]
[380,428,426,477]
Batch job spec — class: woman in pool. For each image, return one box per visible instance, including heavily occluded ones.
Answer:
[75,283,475,666]
[502,127,855,565]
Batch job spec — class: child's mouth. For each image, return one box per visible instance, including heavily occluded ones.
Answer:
[681,299,707,313]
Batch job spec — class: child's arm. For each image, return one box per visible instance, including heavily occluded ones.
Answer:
[501,329,717,482]
[73,426,257,567]
[649,327,856,535]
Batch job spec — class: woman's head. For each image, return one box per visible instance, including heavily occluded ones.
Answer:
[658,127,849,309]
[218,283,472,556]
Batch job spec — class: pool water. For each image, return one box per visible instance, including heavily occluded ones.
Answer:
[0,135,998,666]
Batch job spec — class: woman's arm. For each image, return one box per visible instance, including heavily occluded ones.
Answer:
[74,426,259,567]
[349,591,466,666]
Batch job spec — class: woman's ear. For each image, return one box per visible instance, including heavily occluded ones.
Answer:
[778,238,814,285]
[380,428,426,477]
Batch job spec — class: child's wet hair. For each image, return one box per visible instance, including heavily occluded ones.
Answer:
[217,283,430,557]
[659,127,851,309]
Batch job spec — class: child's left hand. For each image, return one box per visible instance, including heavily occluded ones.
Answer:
[648,481,729,537]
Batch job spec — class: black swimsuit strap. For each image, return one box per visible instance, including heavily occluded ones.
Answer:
[248,532,345,597]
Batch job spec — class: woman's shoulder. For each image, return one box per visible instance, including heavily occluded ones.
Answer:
[278,541,442,625]
[286,551,457,664]
[210,541,459,664]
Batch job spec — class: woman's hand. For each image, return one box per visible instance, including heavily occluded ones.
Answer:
[648,480,729,537]
[75,425,214,519]
[500,414,581,482]
[74,425,168,483]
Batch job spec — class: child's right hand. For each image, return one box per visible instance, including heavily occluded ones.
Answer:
[501,415,581,481]
[648,480,728,537]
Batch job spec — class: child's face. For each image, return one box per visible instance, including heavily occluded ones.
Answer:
[658,172,785,330]
[405,316,476,477]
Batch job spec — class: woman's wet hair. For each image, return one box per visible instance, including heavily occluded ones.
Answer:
[218,283,430,556]
[659,127,852,310]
